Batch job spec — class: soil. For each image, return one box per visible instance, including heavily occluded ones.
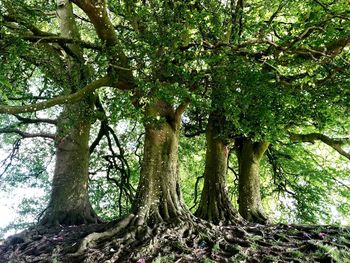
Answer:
[1,219,350,262]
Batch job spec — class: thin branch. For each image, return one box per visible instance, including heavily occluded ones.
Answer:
[13,114,57,125]
[22,35,100,50]
[228,165,239,197]
[134,133,144,168]
[88,96,135,212]
[313,0,350,21]
[89,95,109,154]
[227,165,238,178]
[6,96,50,101]
[190,174,204,211]
[108,63,132,71]
[0,139,20,178]
[0,128,55,139]
[266,147,296,197]
[264,0,288,30]
[89,121,107,154]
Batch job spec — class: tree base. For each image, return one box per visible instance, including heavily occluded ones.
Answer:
[242,209,268,225]
[195,204,245,226]
[39,206,101,227]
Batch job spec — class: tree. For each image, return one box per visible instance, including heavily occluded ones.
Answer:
[192,0,250,224]
[39,0,101,226]
[0,0,101,226]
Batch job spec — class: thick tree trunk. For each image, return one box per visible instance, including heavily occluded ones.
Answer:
[40,0,98,226]
[195,113,241,224]
[132,104,189,226]
[236,138,269,223]
[40,99,99,226]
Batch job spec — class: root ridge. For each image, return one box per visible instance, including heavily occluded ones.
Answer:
[2,218,350,263]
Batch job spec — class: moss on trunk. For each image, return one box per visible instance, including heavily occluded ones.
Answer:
[40,99,98,226]
[39,0,98,226]
[132,103,189,225]
[195,113,241,224]
[236,138,269,223]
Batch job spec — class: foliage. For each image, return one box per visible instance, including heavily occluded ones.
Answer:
[264,142,350,224]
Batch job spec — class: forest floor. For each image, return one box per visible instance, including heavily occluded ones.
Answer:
[1,220,350,263]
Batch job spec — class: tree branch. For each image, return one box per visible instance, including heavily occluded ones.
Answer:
[313,0,350,21]
[22,35,100,50]
[190,174,204,211]
[175,102,189,122]
[0,128,55,139]
[0,76,111,114]
[89,121,107,154]
[71,0,135,90]
[266,147,296,197]
[0,139,20,178]
[13,115,57,125]
[6,96,50,101]
[289,132,350,160]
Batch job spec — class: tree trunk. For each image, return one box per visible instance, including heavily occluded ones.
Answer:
[132,103,189,226]
[236,138,269,223]
[40,99,99,226]
[195,113,241,224]
[40,0,98,226]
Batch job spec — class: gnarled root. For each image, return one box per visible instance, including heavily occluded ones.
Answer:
[4,216,348,262]
[70,214,135,257]
[67,213,249,262]
[70,214,253,262]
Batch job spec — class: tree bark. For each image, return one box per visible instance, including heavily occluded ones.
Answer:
[195,113,241,224]
[132,103,189,226]
[40,0,98,226]
[236,138,269,223]
[40,99,99,226]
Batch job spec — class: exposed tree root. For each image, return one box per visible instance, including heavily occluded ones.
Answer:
[39,205,101,227]
[69,213,230,262]
[70,214,135,256]
[195,201,246,226]
[1,219,350,263]
[249,210,268,225]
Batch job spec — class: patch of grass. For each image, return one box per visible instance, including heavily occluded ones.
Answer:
[231,252,248,262]
[153,254,176,263]
[212,243,220,253]
[275,232,290,242]
[290,250,304,259]
[316,243,350,262]
[249,234,263,242]
[261,255,280,262]
[249,241,259,251]
[338,235,350,246]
